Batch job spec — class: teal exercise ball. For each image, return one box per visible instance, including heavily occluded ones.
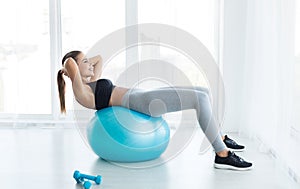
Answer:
[86,106,170,162]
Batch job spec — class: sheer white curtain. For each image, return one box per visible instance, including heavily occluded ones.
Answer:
[239,0,295,160]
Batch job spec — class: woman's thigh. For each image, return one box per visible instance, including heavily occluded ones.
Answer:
[122,87,208,117]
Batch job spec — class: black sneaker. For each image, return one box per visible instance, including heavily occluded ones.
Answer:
[223,135,245,152]
[214,151,253,171]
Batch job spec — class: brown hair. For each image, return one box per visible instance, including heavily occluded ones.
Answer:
[57,50,81,113]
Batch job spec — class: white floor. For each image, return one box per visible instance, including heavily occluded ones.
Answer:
[0,127,299,189]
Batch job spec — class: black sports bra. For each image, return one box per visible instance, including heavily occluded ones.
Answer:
[87,79,115,110]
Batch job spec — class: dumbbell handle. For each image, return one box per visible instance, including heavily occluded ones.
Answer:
[80,173,97,180]
[82,173,101,185]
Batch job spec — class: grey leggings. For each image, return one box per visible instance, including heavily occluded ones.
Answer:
[121,86,226,153]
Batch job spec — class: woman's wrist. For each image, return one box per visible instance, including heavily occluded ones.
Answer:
[60,67,69,78]
[89,55,102,66]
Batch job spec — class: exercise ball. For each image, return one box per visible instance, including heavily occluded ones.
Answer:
[86,106,170,162]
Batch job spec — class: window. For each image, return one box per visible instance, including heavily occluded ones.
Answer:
[0,0,51,114]
[61,1,125,52]
[138,0,220,88]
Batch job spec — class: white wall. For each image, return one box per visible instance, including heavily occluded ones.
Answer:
[222,0,247,132]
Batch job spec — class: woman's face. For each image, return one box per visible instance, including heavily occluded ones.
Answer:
[76,53,94,78]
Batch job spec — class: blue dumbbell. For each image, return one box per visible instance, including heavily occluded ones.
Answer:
[73,170,102,185]
[83,181,92,189]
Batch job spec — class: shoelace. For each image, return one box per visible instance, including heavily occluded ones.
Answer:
[227,137,238,145]
[231,152,245,163]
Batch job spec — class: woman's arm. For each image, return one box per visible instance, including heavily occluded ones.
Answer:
[89,55,103,82]
[63,58,95,109]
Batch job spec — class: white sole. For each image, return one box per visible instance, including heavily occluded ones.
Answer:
[214,163,253,171]
[228,148,245,152]
[214,148,245,153]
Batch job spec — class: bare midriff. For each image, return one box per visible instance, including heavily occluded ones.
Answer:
[109,86,129,107]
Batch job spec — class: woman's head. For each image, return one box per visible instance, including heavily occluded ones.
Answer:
[62,51,95,78]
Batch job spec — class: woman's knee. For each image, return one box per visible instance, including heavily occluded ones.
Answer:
[204,88,210,96]
[196,91,210,101]
[195,91,212,111]
[195,87,212,105]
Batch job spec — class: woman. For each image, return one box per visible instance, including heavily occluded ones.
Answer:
[57,50,252,171]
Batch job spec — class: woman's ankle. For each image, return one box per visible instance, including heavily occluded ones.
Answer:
[221,135,225,140]
[216,149,229,157]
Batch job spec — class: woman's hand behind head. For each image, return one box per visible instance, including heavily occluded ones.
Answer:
[60,67,69,78]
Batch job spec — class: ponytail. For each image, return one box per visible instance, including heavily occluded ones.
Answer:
[58,50,81,114]
[57,70,66,113]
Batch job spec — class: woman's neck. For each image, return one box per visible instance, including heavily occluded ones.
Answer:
[81,76,91,84]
